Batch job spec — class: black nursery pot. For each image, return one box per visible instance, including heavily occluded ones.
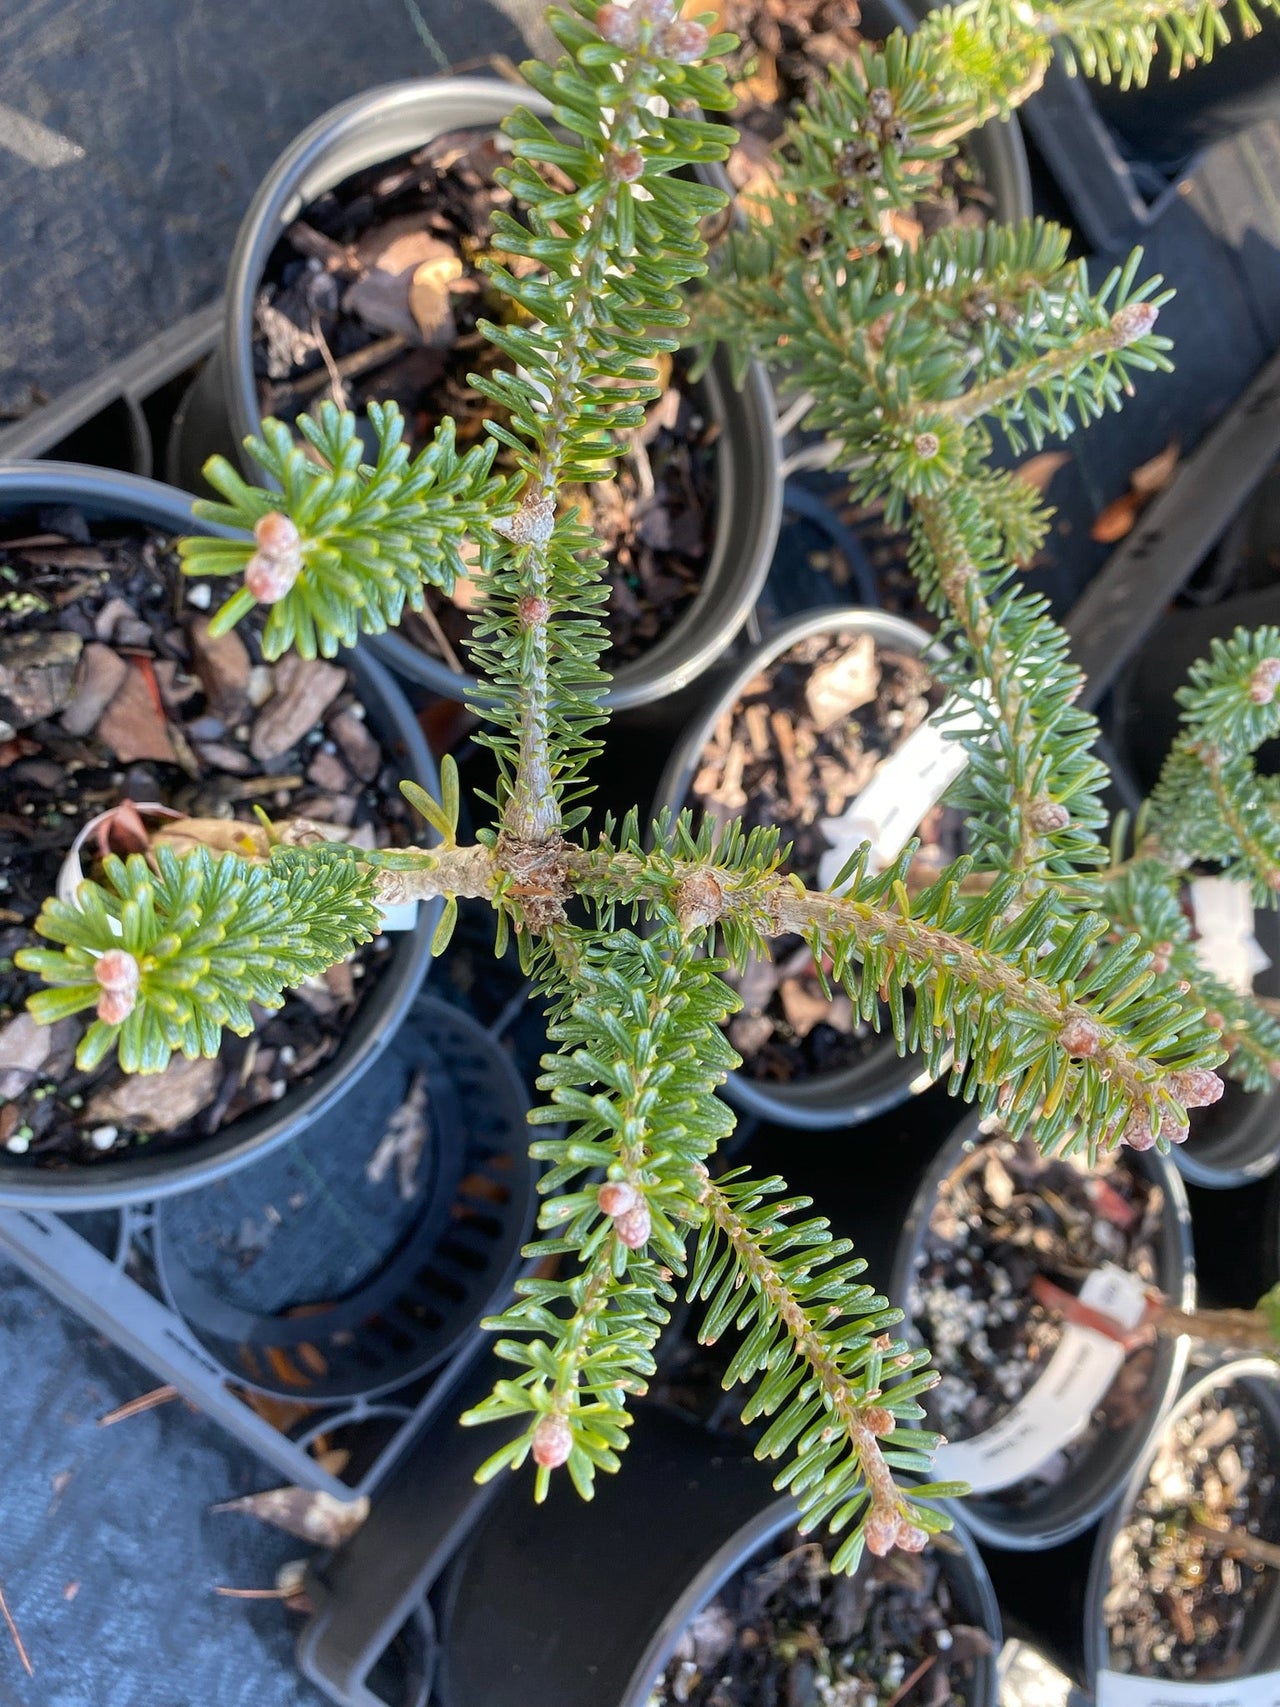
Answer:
[169,77,783,715]
[888,1113,1197,1551]
[1110,585,1280,1190]
[150,995,536,1406]
[1084,1357,1280,1690]
[433,1405,1003,1707]
[653,606,946,1130]
[0,462,438,1210]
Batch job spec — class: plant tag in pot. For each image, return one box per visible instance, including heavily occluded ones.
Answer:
[931,1263,1149,1495]
[1096,1671,1280,1707]
[375,899,419,932]
[817,690,988,889]
[1190,877,1271,994]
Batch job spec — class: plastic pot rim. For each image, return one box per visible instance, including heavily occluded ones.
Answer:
[887,1109,1197,1551]
[215,75,782,713]
[651,604,946,1129]
[0,460,438,1209]
[1082,1355,1280,1687]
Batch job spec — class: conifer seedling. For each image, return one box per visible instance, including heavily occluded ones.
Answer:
[20,0,1280,1572]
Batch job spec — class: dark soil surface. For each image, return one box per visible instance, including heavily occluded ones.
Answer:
[253,129,719,669]
[1103,1387,1280,1679]
[685,632,959,1084]
[908,1131,1164,1501]
[649,1527,994,1707]
[0,511,418,1169]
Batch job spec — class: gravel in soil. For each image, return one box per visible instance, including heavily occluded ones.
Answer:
[647,1529,993,1707]
[1104,1388,1280,1679]
[908,1130,1164,1501]
[0,512,418,1169]
[253,129,719,669]
[685,632,959,1084]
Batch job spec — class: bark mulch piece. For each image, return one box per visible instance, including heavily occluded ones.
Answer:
[650,1527,993,1707]
[0,512,417,1169]
[909,1131,1164,1502]
[253,129,719,669]
[1104,1388,1280,1679]
[686,631,960,1085]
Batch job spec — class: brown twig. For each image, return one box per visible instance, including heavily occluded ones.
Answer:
[97,1384,179,1427]
[1193,1519,1280,1572]
[278,334,407,404]
[214,1585,294,1599]
[415,599,466,674]
[884,1651,938,1707]
[0,1580,33,1677]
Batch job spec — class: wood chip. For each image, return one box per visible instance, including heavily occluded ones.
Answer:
[59,641,129,737]
[211,1486,369,1548]
[85,1055,220,1133]
[250,655,345,762]
[96,663,177,764]
[0,629,83,731]
[804,631,879,731]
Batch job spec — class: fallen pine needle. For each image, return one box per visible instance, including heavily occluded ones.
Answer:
[0,1580,33,1677]
[883,1651,936,1707]
[215,1586,293,1600]
[98,1385,179,1426]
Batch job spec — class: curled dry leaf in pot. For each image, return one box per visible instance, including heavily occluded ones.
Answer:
[909,1129,1164,1504]
[688,630,960,1086]
[1103,1385,1280,1680]
[0,513,416,1169]
[649,1525,994,1707]
[252,130,719,669]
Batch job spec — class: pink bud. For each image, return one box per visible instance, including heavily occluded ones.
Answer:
[253,511,301,557]
[598,1180,641,1217]
[1110,302,1158,345]
[898,1524,930,1553]
[531,1414,573,1469]
[632,0,675,22]
[596,1,636,42]
[1170,1067,1225,1109]
[1121,1109,1157,1152]
[1027,798,1071,834]
[95,949,140,1025]
[245,549,301,605]
[1250,658,1280,704]
[863,1509,903,1556]
[614,1200,652,1249]
[1059,1016,1103,1057]
[863,1406,895,1438]
[914,431,941,460]
[608,147,645,183]
[662,17,708,60]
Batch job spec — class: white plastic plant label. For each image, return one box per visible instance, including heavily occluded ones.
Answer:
[1096,1672,1280,1707]
[376,899,420,932]
[930,1263,1149,1496]
[817,690,989,891]
[1190,876,1271,994]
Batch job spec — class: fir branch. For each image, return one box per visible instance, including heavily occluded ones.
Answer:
[466,1,734,844]
[16,845,379,1073]
[462,922,739,1494]
[180,403,511,659]
[693,1171,960,1572]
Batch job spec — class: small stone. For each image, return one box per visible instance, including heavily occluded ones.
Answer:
[59,642,129,736]
[96,665,177,765]
[250,655,345,763]
[329,708,381,782]
[307,749,350,792]
[186,582,213,611]
[246,665,275,708]
[189,615,252,720]
[0,630,83,730]
[5,1133,30,1155]
[88,1125,119,1152]
[193,741,254,775]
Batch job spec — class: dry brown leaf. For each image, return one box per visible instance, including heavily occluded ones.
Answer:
[212,1486,369,1548]
[1090,491,1141,544]
[1129,438,1180,498]
[1013,450,1071,494]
